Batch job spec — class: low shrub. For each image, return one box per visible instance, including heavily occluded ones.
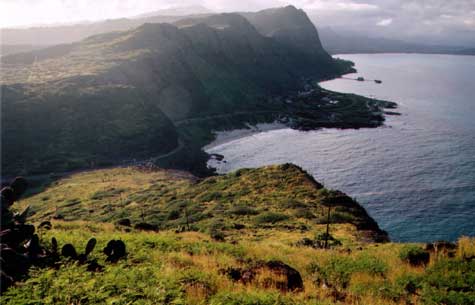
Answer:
[254,212,289,224]
[399,245,430,266]
[312,254,388,289]
[313,232,342,248]
[178,268,218,300]
[198,192,222,202]
[293,208,315,219]
[230,205,259,216]
[209,290,297,305]
[420,258,475,304]
[167,209,181,220]
[353,254,388,276]
[210,230,225,241]
[312,256,355,289]
[458,236,475,259]
[350,279,403,302]
[395,273,423,295]
[90,188,126,200]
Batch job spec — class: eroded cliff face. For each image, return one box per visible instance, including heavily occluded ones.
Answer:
[242,5,328,56]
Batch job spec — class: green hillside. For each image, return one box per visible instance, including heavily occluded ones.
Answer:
[1,7,362,177]
[3,165,475,304]
[16,164,387,242]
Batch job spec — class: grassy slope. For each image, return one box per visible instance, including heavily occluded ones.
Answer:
[7,165,475,304]
[3,222,474,304]
[17,164,386,242]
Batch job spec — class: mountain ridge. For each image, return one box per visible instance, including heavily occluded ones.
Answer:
[1,7,357,177]
[2,5,473,57]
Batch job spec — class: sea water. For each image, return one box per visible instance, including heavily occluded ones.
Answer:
[206,54,475,242]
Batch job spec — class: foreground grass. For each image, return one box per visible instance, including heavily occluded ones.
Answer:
[6,165,474,304]
[3,221,474,305]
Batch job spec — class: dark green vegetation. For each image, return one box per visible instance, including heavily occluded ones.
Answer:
[3,165,475,304]
[1,6,394,177]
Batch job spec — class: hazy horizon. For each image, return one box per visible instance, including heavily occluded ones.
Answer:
[1,0,474,46]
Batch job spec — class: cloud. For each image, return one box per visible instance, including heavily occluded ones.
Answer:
[303,1,379,12]
[309,0,475,45]
[377,18,393,26]
[0,0,183,27]
[0,0,474,45]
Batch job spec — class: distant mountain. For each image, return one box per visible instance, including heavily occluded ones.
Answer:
[0,6,211,49]
[242,6,326,57]
[0,44,48,56]
[0,16,182,46]
[319,27,475,56]
[1,7,349,176]
[453,48,475,56]
[3,6,473,57]
[132,5,213,18]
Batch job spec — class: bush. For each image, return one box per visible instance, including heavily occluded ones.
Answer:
[209,291,297,305]
[90,188,126,200]
[210,229,225,241]
[354,254,388,276]
[350,280,403,302]
[293,208,315,219]
[420,258,475,304]
[230,205,259,216]
[396,274,423,295]
[178,268,218,299]
[312,256,355,289]
[167,209,181,220]
[254,212,289,224]
[198,192,222,202]
[330,212,354,223]
[313,232,342,248]
[399,245,430,266]
[312,254,387,289]
[283,201,306,209]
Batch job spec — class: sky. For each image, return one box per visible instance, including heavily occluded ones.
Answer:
[1,0,474,45]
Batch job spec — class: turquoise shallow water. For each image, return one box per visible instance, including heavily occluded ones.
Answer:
[206,54,475,242]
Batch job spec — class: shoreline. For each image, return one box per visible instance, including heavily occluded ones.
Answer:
[203,121,288,150]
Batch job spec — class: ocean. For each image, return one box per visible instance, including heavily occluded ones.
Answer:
[205,54,475,242]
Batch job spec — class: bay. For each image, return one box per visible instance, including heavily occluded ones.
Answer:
[206,54,475,242]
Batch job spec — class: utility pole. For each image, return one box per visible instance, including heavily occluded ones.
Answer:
[184,205,190,231]
[324,205,331,249]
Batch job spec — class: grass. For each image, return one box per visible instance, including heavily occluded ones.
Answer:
[3,220,474,304]
[17,164,385,242]
[5,165,474,304]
